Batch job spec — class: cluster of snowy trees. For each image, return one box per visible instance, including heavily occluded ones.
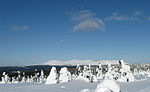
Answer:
[0,70,46,84]
[45,60,136,84]
[1,59,150,84]
[132,64,150,78]
[75,60,135,83]
[45,67,71,84]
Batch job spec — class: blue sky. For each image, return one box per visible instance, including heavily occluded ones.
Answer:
[0,0,150,65]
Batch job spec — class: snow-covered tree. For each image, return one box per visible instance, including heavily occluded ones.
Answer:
[1,72,11,84]
[21,72,26,83]
[76,64,82,76]
[30,75,34,82]
[83,66,91,78]
[104,64,114,80]
[76,65,91,82]
[147,70,150,78]
[82,65,91,82]
[26,76,33,83]
[59,67,71,83]
[45,67,58,84]
[118,60,135,82]
[39,70,45,83]
[92,75,98,82]
[15,71,21,83]
[133,68,139,75]
[11,77,16,83]
[33,69,39,82]
[96,63,103,79]
[104,64,120,80]
[80,65,98,82]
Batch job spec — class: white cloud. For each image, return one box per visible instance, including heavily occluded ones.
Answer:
[148,16,150,21]
[105,11,143,22]
[11,25,28,31]
[131,11,143,21]
[73,18,105,32]
[70,10,95,21]
[69,10,145,32]
[105,12,130,21]
[70,10,105,32]
[133,11,142,16]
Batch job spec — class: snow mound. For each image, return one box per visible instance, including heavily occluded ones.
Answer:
[76,75,90,82]
[60,86,66,88]
[80,89,90,92]
[95,80,120,92]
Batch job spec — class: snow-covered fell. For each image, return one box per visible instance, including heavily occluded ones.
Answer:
[43,60,120,65]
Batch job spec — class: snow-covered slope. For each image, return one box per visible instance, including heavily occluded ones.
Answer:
[42,60,119,65]
[0,79,150,92]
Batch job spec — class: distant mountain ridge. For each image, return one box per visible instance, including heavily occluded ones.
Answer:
[42,60,120,65]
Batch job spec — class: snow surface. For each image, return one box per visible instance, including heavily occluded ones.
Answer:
[0,60,150,92]
[1,79,150,92]
[42,60,120,65]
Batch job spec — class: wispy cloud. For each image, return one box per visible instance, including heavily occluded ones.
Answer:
[131,11,143,21]
[73,18,105,32]
[70,10,105,32]
[105,10,143,22]
[148,16,150,21]
[133,11,142,16]
[56,40,64,44]
[105,12,130,21]
[0,37,15,41]
[11,25,28,31]
[68,10,147,32]
[70,10,95,21]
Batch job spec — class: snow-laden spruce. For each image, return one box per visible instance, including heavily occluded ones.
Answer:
[21,72,26,83]
[82,65,92,82]
[39,70,45,83]
[45,67,58,84]
[95,80,121,92]
[76,64,98,82]
[104,64,114,80]
[96,63,103,80]
[118,60,135,82]
[59,67,71,83]
[104,64,120,80]
[0,72,11,84]
[15,71,22,83]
